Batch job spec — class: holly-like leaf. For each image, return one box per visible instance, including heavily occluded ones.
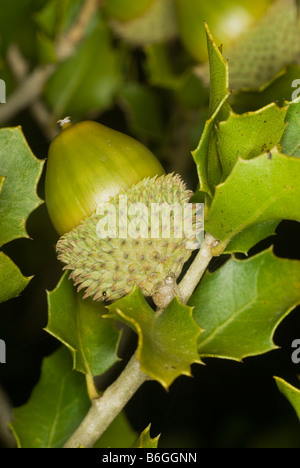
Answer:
[192,24,230,197]
[118,82,164,141]
[281,98,300,158]
[216,103,287,180]
[94,412,137,449]
[132,424,160,448]
[275,377,300,421]
[107,288,203,390]
[46,273,120,377]
[224,221,278,254]
[11,347,91,448]
[0,252,32,303]
[205,150,300,247]
[189,249,300,361]
[0,127,44,247]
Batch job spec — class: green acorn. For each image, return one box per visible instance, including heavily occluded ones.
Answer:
[175,0,272,62]
[45,119,164,236]
[46,119,200,304]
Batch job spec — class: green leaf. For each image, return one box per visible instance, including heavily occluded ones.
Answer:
[217,103,287,180]
[118,83,164,140]
[0,0,33,51]
[45,16,122,119]
[132,424,160,448]
[46,273,120,377]
[145,42,180,89]
[224,221,278,254]
[0,127,44,247]
[0,175,4,193]
[275,377,300,421]
[107,288,203,390]
[11,347,91,448]
[35,0,84,40]
[231,65,300,114]
[94,412,137,448]
[205,23,230,121]
[189,249,300,361]
[205,150,300,246]
[0,252,32,303]
[192,24,230,196]
[281,99,300,158]
[192,94,229,198]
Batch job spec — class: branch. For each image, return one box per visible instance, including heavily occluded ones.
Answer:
[6,45,58,140]
[178,232,223,304]
[64,353,149,448]
[153,232,224,308]
[0,0,100,128]
[64,231,225,448]
[55,0,101,61]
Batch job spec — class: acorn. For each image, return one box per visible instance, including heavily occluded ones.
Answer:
[45,118,164,236]
[45,119,200,304]
[174,0,272,62]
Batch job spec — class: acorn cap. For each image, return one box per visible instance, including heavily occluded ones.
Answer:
[56,174,201,302]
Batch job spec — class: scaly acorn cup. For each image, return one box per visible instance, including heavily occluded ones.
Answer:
[56,173,200,303]
[108,0,178,46]
[46,119,201,305]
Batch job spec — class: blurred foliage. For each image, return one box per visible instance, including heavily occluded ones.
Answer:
[0,0,300,449]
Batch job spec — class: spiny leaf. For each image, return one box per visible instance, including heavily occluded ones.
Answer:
[205,23,230,121]
[0,252,32,303]
[11,347,91,448]
[205,150,300,247]
[132,424,160,448]
[94,412,137,448]
[275,377,300,421]
[107,287,203,390]
[46,273,120,377]
[192,24,230,197]
[0,127,44,247]
[216,103,287,180]
[189,249,300,361]
[224,221,278,255]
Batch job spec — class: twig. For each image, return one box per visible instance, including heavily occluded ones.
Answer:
[0,0,100,129]
[6,45,58,140]
[0,64,54,126]
[55,0,100,61]
[63,231,225,448]
[64,352,149,448]
[153,232,224,309]
[177,232,223,304]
